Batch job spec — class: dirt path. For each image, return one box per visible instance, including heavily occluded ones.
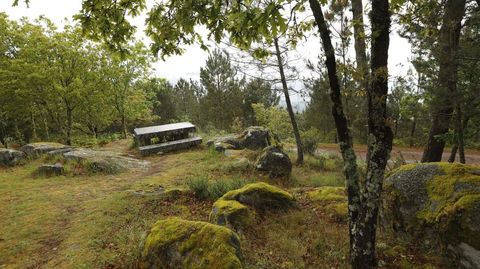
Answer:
[315,143,480,164]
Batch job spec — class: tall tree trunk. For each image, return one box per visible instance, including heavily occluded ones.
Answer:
[310,0,391,267]
[273,38,304,164]
[31,111,38,142]
[42,111,50,141]
[456,105,466,163]
[460,115,469,163]
[308,0,362,267]
[422,0,466,162]
[357,1,393,267]
[351,0,369,91]
[449,143,458,162]
[409,115,417,148]
[121,115,127,139]
[66,108,73,146]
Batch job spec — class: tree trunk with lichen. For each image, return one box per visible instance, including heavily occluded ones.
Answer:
[355,0,393,267]
[273,38,304,164]
[309,0,392,267]
[422,0,466,162]
[308,0,361,266]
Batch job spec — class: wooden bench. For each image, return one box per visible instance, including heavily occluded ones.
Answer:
[134,122,202,156]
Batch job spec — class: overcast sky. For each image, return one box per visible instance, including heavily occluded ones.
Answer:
[0,0,412,110]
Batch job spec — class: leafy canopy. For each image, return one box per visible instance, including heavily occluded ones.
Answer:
[73,0,318,58]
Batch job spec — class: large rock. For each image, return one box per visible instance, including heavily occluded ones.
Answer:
[210,199,254,231]
[210,182,295,231]
[207,126,271,151]
[237,126,271,150]
[20,142,69,157]
[63,148,149,173]
[254,145,292,177]
[36,163,64,177]
[0,148,26,166]
[139,217,243,269]
[383,163,480,268]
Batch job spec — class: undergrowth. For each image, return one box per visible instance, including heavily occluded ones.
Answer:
[186,177,252,201]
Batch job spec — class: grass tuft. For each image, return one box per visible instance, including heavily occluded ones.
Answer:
[186,177,251,201]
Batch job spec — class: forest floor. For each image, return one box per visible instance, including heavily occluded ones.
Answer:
[0,140,452,268]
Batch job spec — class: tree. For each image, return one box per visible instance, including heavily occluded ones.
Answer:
[75,0,392,266]
[243,78,279,126]
[199,49,244,130]
[421,0,467,162]
[105,43,153,138]
[141,77,177,124]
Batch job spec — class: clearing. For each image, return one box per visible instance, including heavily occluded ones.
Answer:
[0,140,448,268]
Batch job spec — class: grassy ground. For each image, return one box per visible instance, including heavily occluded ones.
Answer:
[0,140,446,268]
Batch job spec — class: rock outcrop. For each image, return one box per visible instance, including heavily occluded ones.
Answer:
[139,217,243,269]
[207,126,271,152]
[20,142,69,157]
[254,146,292,177]
[210,182,295,231]
[0,148,26,166]
[383,163,480,268]
[63,148,149,173]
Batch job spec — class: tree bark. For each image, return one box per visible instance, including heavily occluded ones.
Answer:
[409,115,417,148]
[66,107,73,146]
[356,1,393,267]
[350,0,369,90]
[308,0,362,267]
[422,0,466,162]
[121,114,127,139]
[42,111,50,141]
[310,0,392,267]
[273,38,304,164]
[456,105,466,163]
[31,111,38,142]
[449,143,458,162]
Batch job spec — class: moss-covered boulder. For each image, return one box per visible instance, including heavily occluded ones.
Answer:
[308,186,346,202]
[20,142,69,157]
[308,186,348,222]
[222,182,296,211]
[210,182,295,231]
[383,163,480,268]
[210,199,254,231]
[0,148,26,166]
[254,146,292,178]
[140,217,243,269]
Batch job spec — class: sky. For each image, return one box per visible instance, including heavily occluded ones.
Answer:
[0,0,413,110]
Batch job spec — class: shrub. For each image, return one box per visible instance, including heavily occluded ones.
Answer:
[252,103,292,140]
[302,128,321,155]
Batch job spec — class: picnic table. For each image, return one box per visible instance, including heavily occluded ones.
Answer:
[134,122,202,156]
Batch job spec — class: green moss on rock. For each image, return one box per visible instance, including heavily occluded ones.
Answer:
[221,182,296,211]
[324,202,348,221]
[383,162,480,267]
[209,199,254,230]
[209,182,295,231]
[140,217,243,269]
[307,186,346,202]
[307,187,347,222]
